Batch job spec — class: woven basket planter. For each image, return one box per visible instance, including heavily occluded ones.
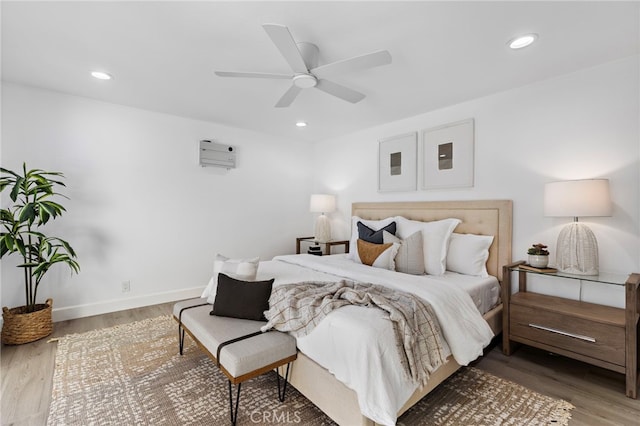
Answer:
[2,298,53,345]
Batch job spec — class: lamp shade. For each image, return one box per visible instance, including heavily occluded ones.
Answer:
[309,194,336,213]
[544,179,612,218]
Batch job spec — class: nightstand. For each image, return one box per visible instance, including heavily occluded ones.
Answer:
[295,237,349,255]
[502,261,640,398]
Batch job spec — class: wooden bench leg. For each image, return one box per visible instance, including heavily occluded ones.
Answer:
[228,381,242,426]
[276,363,291,403]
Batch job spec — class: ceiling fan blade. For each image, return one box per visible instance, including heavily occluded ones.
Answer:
[275,85,303,108]
[315,79,365,104]
[311,50,392,79]
[214,71,292,79]
[262,24,309,74]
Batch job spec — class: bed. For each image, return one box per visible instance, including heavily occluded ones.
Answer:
[202,200,512,426]
[256,200,513,426]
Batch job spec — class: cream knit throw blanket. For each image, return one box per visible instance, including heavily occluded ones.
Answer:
[262,280,446,386]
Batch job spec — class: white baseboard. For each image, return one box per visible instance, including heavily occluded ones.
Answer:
[51,287,205,322]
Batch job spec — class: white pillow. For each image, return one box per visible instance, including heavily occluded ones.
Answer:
[395,216,461,276]
[383,231,425,275]
[201,254,260,303]
[446,233,494,277]
[353,239,400,270]
[348,216,396,260]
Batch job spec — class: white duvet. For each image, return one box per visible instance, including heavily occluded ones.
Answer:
[255,254,495,426]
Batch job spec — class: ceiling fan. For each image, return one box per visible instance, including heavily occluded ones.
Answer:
[214,24,392,108]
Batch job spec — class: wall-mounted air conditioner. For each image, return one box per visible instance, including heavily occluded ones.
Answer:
[199,140,236,169]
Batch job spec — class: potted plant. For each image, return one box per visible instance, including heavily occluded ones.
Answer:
[527,243,549,268]
[0,164,80,344]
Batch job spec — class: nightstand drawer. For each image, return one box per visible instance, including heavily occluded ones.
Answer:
[510,304,625,367]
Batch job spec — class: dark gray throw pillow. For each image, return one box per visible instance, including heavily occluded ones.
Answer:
[211,273,274,321]
[357,221,397,244]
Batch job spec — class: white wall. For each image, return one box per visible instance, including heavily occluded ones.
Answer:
[3,55,638,319]
[1,83,314,320]
[312,56,639,304]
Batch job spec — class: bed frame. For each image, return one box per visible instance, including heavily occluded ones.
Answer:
[286,200,513,426]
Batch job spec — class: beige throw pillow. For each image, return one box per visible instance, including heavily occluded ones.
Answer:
[395,216,461,275]
[383,230,425,275]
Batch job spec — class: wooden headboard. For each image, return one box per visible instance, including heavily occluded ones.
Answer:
[352,200,513,281]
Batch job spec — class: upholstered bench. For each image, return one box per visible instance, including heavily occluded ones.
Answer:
[173,298,297,425]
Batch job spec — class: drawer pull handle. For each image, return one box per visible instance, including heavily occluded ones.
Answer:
[528,323,596,343]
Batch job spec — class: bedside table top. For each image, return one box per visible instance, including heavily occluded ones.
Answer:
[296,237,349,244]
[508,263,629,287]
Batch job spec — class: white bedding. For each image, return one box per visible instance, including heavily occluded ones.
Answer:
[431,271,500,315]
[255,254,496,426]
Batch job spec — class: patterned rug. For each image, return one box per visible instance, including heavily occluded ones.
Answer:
[48,316,574,425]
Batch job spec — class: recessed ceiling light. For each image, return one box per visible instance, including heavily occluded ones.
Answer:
[296,121,307,127]
[508,33,538,50]
[91,71,113,80]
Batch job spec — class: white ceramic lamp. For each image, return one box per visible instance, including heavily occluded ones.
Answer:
[309,194,336,243]
[544,179,612,275]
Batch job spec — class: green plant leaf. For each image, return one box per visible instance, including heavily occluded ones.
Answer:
[18,203,36,224]
[0,167,20,177]
[33,183,54,195]
[3,233,15,251]
[60,239,77,258]
[44,200,66,212]
[9,177,23,201]
[38,204,52,224]
[15,238,26,257]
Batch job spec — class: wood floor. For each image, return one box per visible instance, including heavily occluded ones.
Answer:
[2,302,639,426]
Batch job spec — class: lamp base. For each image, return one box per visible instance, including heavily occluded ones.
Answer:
[555,222,599,275]
[314,215,331,243]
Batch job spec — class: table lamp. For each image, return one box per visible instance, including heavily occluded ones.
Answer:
[310,194,336,243]
[544,179,612,275]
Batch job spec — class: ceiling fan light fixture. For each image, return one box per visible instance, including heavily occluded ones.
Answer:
[91,71,113,80]
[293,74,317,89]
[508,33,538,49]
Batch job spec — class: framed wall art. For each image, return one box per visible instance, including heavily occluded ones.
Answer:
[378,132,417,192]
[422,119,474,190]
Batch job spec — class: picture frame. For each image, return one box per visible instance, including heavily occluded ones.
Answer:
[422,119,474,190]
[378,132,417,192]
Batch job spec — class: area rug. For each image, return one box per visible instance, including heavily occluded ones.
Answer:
[47,316,574,425]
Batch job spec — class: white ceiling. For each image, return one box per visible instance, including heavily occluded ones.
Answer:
[2,1,638,142]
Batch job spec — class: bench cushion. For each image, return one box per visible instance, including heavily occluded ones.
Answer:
[174,298,297,379]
